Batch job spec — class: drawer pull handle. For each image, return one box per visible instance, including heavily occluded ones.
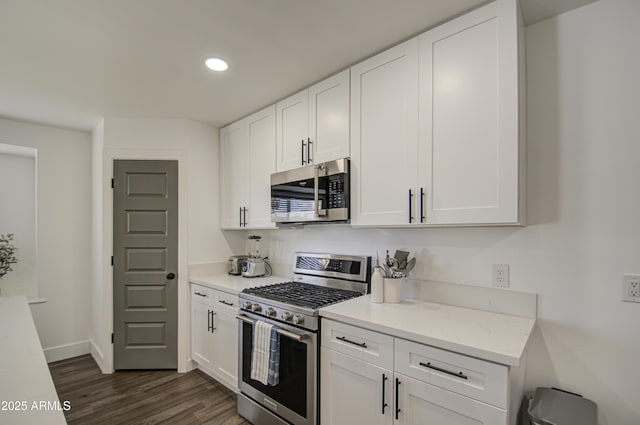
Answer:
[218,299,234,306]
[336,335,367,348]
[194,292,207,297]
[419,362,468,380]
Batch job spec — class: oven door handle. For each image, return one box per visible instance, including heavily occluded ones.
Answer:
[236,314,310,342]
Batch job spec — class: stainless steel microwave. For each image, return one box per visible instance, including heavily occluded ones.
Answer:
[271,158,350,224]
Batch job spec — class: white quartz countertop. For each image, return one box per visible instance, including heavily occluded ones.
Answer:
[0,297,67,425]
[189,270,290,294]
[319,295,535,366]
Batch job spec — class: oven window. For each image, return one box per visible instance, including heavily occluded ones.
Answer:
[242,322,308,417]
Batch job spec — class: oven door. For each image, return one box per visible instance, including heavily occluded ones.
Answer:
[237,312,317,425]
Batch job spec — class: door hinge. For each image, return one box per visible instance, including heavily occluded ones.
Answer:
[111,178,114,188]
[111,256,114,266]
[111,333,114,344]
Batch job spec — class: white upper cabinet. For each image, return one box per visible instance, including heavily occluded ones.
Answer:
[276,70,350,172]
[350,39,419,226]
[418,0,523,225]
[351,0,524,227]
[309,70,350,164]
[276,90,309,172]
[220,122,250,229]
[220,105,276,229]
[247,106,277,228]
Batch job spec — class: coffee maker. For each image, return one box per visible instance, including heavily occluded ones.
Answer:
[242,235,266,278]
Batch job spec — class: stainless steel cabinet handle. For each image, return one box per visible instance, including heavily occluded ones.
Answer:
[194,292,207,297]
[408,189,414,223]
[395,378,401,420]
[381,373,388,414]
[419,361,468,380]
[211,311,217,332]
[301,139,306,165]
[239,207,242,227]
[336,335,367,348]
[307,137,313,164]
[218,299,234,307]
[242,207,248,227]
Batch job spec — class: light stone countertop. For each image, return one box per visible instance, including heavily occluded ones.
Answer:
[189,265,289,294]
[319,295,535,367]
[0,296,67,425]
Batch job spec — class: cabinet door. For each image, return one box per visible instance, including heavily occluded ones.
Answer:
[321,347,393,425]
[247,105,276,228]
[191,301,214,370]
[220,121,250,229]
[350,38,419,226]
[309,70,350,164]
[418,0,521,225]
[396,375,507,425]
[276,90,309,172]
[211,309,239,391]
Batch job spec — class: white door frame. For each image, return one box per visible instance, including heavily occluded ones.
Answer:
[99,148,190,373]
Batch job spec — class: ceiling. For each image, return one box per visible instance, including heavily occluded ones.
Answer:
[0,0,597,133]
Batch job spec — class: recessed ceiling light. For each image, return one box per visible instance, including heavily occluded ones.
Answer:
[205,57,228,72]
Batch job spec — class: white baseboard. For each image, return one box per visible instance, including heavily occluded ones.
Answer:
[44,340,91,363]
[90,340,105,372]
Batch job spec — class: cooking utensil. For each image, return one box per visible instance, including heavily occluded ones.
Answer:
[394,250,409,266]
[404,257,416,273]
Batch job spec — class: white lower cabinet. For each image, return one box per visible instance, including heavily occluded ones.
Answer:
[191,300,214,368]
[190,283,239,392]
[396,375,506,425]
[320,319,512,425]
[321,347,392,425]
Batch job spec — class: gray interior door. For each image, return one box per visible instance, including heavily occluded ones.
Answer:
[113,160,178,369]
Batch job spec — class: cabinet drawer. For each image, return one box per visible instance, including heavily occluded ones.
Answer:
[394,338,508,408]
[191,284,215,305]
[321,319,393,370]
[214,290,239,314]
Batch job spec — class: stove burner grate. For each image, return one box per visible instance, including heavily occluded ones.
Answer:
[243,281,361,309]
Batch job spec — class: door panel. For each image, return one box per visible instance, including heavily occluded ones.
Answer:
[350,38,419,226]
[277,90,309,172]
[113,160,178,369]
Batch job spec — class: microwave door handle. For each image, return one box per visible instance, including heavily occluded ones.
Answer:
[314,165,327,217]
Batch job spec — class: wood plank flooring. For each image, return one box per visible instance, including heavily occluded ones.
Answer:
[49,355,251,425]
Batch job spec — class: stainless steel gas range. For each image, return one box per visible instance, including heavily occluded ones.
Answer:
[236,252,371,425]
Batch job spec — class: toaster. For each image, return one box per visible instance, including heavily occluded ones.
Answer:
[228,255,249,275]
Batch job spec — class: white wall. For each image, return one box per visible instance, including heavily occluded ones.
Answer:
[252,1,640,423]
[0,117,92,362]
[91,118,245,372]
[0,150,36,298]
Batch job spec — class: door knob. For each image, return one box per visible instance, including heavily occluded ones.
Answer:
[166,273,176,280]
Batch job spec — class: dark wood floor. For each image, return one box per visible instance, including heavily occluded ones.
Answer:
[49,355,251,425]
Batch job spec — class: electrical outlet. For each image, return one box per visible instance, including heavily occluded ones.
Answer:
[492,264,510,288]
[622,274,640,303]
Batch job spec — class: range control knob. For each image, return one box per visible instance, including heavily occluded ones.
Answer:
[282,312,293,321]
[251,303,262,313]
[243,301,253,310]
[292,314,304,325]
[266,308,277,317]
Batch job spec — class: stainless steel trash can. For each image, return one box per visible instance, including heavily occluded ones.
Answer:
[521,387,597,425]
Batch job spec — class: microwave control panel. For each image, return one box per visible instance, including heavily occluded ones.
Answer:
[327,175,348,209]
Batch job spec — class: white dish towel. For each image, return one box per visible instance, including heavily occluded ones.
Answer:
[251,320,276,385]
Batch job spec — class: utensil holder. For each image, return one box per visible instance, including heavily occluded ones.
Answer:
[383,277,404,303]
